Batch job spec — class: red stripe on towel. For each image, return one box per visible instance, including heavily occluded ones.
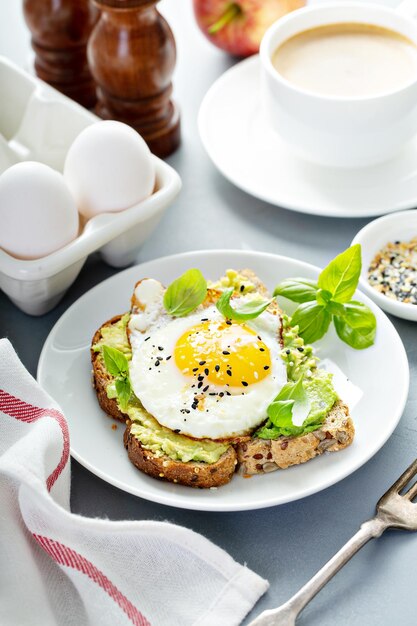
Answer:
[0,389,70,490]
[33,535,151,626]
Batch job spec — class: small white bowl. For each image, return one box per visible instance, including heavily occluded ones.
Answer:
[0,57,181,316]
[352,210,417,321]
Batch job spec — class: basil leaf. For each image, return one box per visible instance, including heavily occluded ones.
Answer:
[115,377,132,411]
[290,302,331,344]
[267,399,295,428]
[216,287,273,321]
[102,345,129,377]
[315,288,332,307]
[318,244,362,303]
[273,278,318,303]
[334,301,376,349]
[265,377,310,432]
[274,376,306,403]
[163,269,207,317]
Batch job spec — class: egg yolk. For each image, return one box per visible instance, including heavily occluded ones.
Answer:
[174,320,272,388]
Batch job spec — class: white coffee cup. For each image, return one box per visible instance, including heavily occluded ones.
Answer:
[260,1,417,168]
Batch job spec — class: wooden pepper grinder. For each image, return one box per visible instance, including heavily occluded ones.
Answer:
[88,0,181,158]
[23,0,99,109]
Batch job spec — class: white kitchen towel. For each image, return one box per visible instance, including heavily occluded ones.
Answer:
[0,338,268,626]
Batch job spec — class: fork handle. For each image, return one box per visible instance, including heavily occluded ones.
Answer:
[282,517,388,621]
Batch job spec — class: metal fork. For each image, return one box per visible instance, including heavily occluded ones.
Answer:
[249,459,417,626]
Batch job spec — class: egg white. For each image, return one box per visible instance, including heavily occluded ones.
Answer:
[128,289,287,439]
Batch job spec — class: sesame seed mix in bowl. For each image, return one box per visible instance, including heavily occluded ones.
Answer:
[368,238,417,305]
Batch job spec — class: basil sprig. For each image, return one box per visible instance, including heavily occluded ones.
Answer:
[102,345,132,411]
[274,244,376,350]
[257,377,316,439]
[216,287,273,321]
[163,269,207,317]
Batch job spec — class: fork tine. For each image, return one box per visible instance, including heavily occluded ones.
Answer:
[405,481,417,501]
[387,459,417,495]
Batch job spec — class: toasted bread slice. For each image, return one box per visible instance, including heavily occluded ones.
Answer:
[91,315,238,487]
[124,421,237,488]
[91,315,128,423]
[236,400,354,474]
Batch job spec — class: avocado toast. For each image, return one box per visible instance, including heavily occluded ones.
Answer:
[91,269,354,488]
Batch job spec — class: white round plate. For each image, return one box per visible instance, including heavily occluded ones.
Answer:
[38,250,409,511]
[199,56,417,218]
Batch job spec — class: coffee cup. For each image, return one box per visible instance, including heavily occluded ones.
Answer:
[260,1,417,168]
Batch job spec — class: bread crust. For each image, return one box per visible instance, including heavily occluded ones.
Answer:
[236,400,354,474]
[124,422,237,488]
[91,315,129,423]
[91,316,238,487]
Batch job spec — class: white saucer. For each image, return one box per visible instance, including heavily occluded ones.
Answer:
[198,56,417,218]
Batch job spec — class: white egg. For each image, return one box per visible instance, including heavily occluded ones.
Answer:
[63,121,156,219]
[0,161,79,260]
[128,281,287,440]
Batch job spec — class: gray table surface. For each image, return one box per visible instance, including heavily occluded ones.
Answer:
[1,1,417,625]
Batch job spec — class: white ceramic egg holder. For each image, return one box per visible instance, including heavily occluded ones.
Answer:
[0,56,182,316]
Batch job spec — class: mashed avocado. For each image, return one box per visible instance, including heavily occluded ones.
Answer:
[93,272,338,457]
[255,314,337,439]
[128,401,228,463]
[208,269,256,294]
[93,313,132,359]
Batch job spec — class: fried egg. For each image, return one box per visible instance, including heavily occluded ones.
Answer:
[128,278,287,439]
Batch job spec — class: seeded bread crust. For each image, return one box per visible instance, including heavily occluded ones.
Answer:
[91,315,128,423]
[124,422,237,488]
[236,400,354,474]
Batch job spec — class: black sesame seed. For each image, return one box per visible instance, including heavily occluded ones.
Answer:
[198,381,203,389]
[199,360,206,366]
[226,391,231,396]
[257,336,262,341]
[242,381,248,387]
[226,320,232,325]
[240,285,245,292]
[192,367,198,372]
[158,346,164,351]
[223,350,230,355]
[174,429,180,433]
[198,375,204,382]
[209,392,216,396]
[264,365,270,370]
[219,392,224,397]
[215,365,220,372]
[286,349,291,355]
[226,370,232,376]
[201,318,208,321]
[297,347,304,352]
[203,385,209,393]
[259,347,265,352]
[166,355,172,361]
[155,360,160,366]
[204,368,209,375]
[144,336,150,341]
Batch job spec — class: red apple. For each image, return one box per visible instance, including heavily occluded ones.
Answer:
[193,0,306,57]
